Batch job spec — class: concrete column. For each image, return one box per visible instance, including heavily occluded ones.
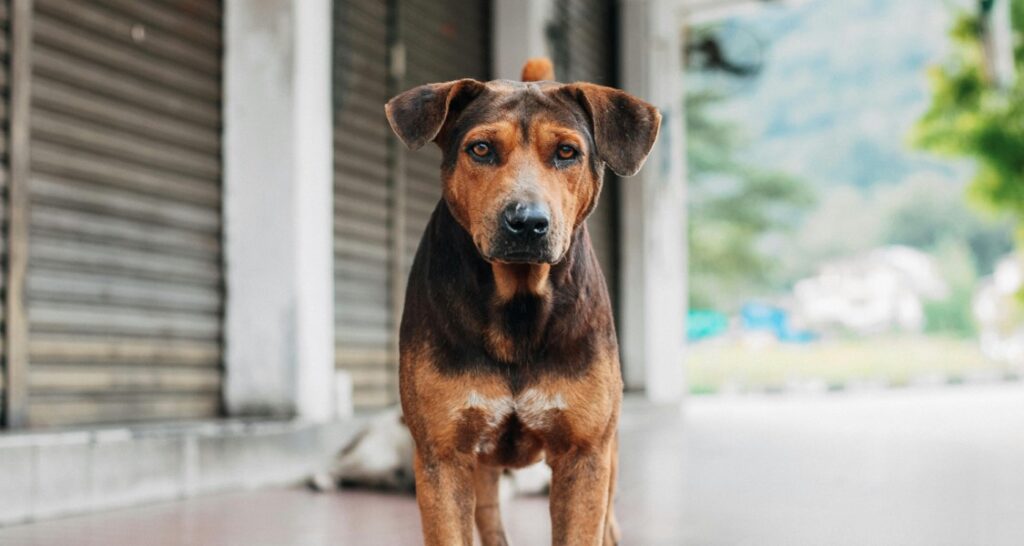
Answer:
[492,0,554,80]
[618,0,687,403]
[223,0,335,421]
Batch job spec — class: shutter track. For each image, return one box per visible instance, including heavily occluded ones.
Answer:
[0,0,9,421]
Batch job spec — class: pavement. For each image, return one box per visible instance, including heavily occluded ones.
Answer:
[2,383,1023,545]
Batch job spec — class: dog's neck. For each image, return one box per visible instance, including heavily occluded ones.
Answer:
[405,201,612,369]
[484,263,556,363]
[491,262,551,301]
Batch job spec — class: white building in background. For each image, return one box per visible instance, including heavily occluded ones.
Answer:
[974,254,1024,366]
[0,0,688,525]
[793,246,948,335]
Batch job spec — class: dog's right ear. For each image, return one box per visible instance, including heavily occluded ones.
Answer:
[385,79,486,150]
[561,83,661,177]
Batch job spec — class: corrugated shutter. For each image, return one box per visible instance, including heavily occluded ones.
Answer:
[333,0,489,410]
[0,0,8,421]
[333,0,395,409]
[398,0,490,280]
[555,0,619,310]
[23,0,224,426]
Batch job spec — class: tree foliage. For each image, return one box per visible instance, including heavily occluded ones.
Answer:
[879,176,1013,275]
[687,90,815,310]
[913,0,1024,237]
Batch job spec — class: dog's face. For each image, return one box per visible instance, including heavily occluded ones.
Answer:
[386,79,660,264]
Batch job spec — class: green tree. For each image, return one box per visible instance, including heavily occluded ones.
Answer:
[913,0,1024,238]
[687,90,815,310]
[877,176,1013,275]
[923,239,979,337]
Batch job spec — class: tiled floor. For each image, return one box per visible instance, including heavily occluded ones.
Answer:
[2,384,1024,545]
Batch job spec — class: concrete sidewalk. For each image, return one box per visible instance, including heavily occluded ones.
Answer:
[2,384,1023,545]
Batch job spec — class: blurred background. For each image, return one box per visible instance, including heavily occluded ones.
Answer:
[0,0,1021,544]
[684,0,1024,398]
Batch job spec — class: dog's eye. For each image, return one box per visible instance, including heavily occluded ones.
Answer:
[556,144,579,161]
[468,142,492,159]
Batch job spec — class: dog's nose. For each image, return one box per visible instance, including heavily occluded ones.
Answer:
[502,202,550,239]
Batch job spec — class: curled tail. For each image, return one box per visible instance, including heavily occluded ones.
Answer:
[521,57,556,82]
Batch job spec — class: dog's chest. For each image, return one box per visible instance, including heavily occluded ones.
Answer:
[453,389,568,465]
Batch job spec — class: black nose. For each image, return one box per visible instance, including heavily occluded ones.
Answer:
[502,202,550,239]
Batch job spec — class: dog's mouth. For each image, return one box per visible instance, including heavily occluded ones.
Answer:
[479,235,569,266]
[486,249,553,265]
[474,227,564,265]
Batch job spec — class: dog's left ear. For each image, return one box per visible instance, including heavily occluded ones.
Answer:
[385,79,486,150]
[562,83,661,177]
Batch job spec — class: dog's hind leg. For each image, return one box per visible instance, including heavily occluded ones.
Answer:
[603,434,621,545]
[474,464,509,546]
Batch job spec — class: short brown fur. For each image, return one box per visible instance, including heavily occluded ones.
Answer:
[385,58,660,545]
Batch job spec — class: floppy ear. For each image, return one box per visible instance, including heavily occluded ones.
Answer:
[384,79,486,150]
[563,83,662,176]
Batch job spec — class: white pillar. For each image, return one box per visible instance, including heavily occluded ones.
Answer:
[492,0,554,80]
[223,0,335,421]
[618,0,687,403]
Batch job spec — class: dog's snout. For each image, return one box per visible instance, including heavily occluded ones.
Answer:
[489,201,555,263]
[502,202,550,239]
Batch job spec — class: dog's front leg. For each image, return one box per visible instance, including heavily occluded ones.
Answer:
[548,443,614,546]
[413,451,476,546]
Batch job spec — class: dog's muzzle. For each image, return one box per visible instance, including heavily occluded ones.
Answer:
[489,201,553,263]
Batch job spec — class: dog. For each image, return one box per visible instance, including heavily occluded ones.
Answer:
[309,407,551,498]
[385,58,661,545]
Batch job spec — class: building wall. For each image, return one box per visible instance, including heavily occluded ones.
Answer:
[0,0,688,525]
[223,0,335,422]
[618,0,687,401]
[0,0,688,430]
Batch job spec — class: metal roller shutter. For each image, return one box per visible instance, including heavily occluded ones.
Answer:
[20,0,224,427]
[333,0,489,410]
[554,0,620,311]
[333,0,395,409]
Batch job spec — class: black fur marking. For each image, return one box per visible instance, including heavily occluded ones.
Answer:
[495,414,524,463]
[399,202,616,391]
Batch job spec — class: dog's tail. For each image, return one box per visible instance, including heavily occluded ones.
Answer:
[521,57,555,82]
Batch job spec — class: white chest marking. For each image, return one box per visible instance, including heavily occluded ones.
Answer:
[464,391,516,429]
[515,389,568,429]
[459,389,568,433]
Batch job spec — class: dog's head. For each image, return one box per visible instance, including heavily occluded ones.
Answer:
[385,59,661,265]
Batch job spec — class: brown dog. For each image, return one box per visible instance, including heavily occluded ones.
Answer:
[385,58,661,546]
